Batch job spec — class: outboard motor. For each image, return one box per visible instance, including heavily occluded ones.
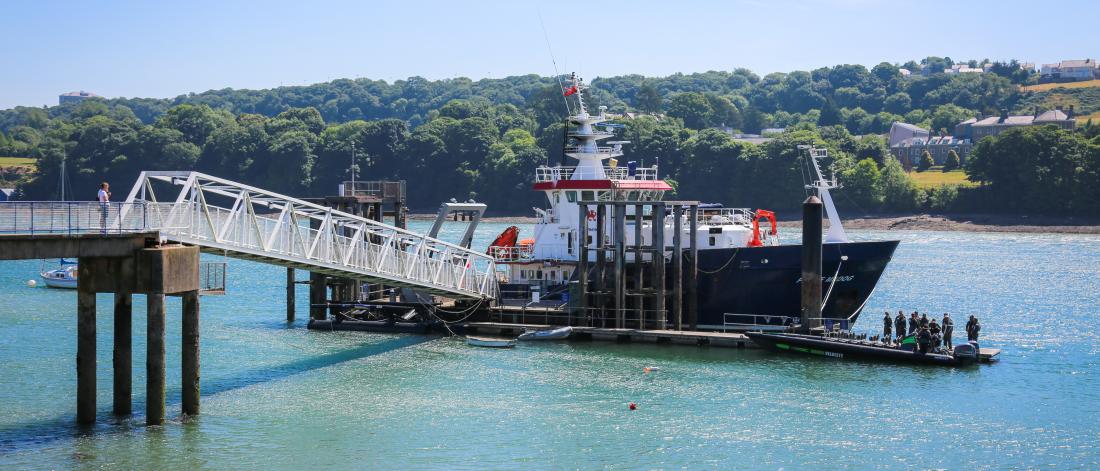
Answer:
[952,341,980,364]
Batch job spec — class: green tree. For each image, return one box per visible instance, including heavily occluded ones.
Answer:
[880,156,921,211]
[944,149,961,171]
[666,92,713,129]
[818,99,842,127]
[635,82,663,113]
[839,158,885,208]
[917,150,934,171]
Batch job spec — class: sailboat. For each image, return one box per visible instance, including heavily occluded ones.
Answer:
[39,156,79,289]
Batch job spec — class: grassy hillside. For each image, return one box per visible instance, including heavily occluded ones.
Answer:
[0,157,36,169]
[908,168,977,189]
[1020,79,1100,92]
[1016,85,1100,116]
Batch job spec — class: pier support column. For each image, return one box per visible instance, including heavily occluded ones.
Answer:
[613,203,626,329]
[577,203,589,325]
[800,196,823,333]
[286,268,295,322]
[687,204,699,330]
[634,204,644,330]
[182,290,200,417]
[76,288,96,425]
[652,204,667,329]
[309,272,327,320]
[146,293,166,426]
[595,204,606,326]
[113,292,132,416]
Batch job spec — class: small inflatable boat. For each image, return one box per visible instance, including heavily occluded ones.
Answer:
[517,326,573,341]
[466,336,516,348]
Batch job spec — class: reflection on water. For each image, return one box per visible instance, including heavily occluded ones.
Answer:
[0,225,1098,468]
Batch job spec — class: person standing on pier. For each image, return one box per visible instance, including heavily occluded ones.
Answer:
[97,182,111,233]
[895,311,906,341]
[942,313,954,349]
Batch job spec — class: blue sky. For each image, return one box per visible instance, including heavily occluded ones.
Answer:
[1,0,1097,109]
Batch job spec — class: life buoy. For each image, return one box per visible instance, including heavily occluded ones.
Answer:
[586,210,597,221]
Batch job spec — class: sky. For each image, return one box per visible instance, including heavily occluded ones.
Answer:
[1,0,1098,109]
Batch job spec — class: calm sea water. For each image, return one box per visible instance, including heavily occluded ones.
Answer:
[1,222,1098,469]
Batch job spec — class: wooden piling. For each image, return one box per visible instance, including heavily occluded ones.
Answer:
[801,196,823,332]
[286,267,295,322]
[76,288,96,425]
[577,203,589,325]
[113,292,132,416]
[595,204,606,326]
[688,204,699,330]
[634,204,644,329]
[672,205,684,331]
[309,272,327,320]
[146,293,166,426]
[652,204,666,328]
[613,203,626,329]
[182,290,200,416]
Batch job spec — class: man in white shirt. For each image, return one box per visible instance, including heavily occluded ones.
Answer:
[98,182,111,232]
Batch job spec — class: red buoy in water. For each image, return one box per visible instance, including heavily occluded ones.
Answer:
[629,402,637,410]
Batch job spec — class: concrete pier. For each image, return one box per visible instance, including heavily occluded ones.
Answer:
[182,290,200,416]
[146,293,166,425]
[286,267,296,322]
[76,288,96,425]
[113,292,132,416]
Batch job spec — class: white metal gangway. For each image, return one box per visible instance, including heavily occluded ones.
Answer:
[127,171,497,299]
[0,171,498,299]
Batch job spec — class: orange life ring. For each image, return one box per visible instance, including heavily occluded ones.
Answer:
[586,210,597,221]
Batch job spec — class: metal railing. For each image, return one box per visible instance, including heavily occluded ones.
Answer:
[0,201,183,235]
[488,245,535,262]
[535,165,660,182]
[340,180,406,201]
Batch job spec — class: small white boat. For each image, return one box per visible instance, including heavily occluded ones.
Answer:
[466,336,516,348]
[40,261,78,289]
[517,326,573,341]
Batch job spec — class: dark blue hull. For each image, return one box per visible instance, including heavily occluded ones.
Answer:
[694,240,899,329]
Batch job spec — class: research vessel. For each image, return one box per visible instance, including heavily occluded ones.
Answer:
[488,74,899,330]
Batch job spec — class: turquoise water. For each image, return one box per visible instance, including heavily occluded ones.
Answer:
[1,222,1099,469]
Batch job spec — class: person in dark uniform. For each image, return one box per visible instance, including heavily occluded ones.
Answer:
[967,316,981,342]
[909,312,920,336]
[920,313,929,329]
[929,319,942,350]
[942,313,954,349]
[917,326,932,354]
[895,312,906,341]
[883,312,893,343]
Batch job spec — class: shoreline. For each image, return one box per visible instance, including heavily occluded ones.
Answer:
[408,212,1100,234]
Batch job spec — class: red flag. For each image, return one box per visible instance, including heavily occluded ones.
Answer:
[563,86,578,97]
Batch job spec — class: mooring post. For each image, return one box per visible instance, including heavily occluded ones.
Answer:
[76,287,96,425]
[577,203,589,325]
[652,204,667,329]
[113,291,132,416]
[688,204,699,330]
[286,267,295,322]
[613,203,626,329]
[634,203,644,329]
[147,293,166,426]
[672,205,684,331]
[181,290,200,416]
[801,196,824,333]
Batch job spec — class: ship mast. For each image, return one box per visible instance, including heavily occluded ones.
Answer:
[801,145,849,243]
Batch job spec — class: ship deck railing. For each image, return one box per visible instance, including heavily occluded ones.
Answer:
[535,165,660,182]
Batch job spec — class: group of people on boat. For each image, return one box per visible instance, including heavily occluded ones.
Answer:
[882,311,981,353]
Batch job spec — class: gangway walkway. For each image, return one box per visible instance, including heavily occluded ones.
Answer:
[0,171,498,299]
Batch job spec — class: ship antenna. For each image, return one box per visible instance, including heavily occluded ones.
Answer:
[536,8,572,116]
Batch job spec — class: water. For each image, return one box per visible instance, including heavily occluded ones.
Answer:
[1,222,1099,469]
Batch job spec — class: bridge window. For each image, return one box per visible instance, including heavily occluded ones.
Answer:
[553,191,561,203]
[566,191,577,203]
[581,191,594,202]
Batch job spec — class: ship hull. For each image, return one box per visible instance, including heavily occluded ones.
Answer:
[693,240,899,330]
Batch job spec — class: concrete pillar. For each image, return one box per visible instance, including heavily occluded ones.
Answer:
[634,204,644,329]
[113,292,132,416]
[286,267,295,322]
[146,293,166,426]
[309,272,327,320]
[181,290,200,416]
[801,196,824,333]
[76,289,96,425]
